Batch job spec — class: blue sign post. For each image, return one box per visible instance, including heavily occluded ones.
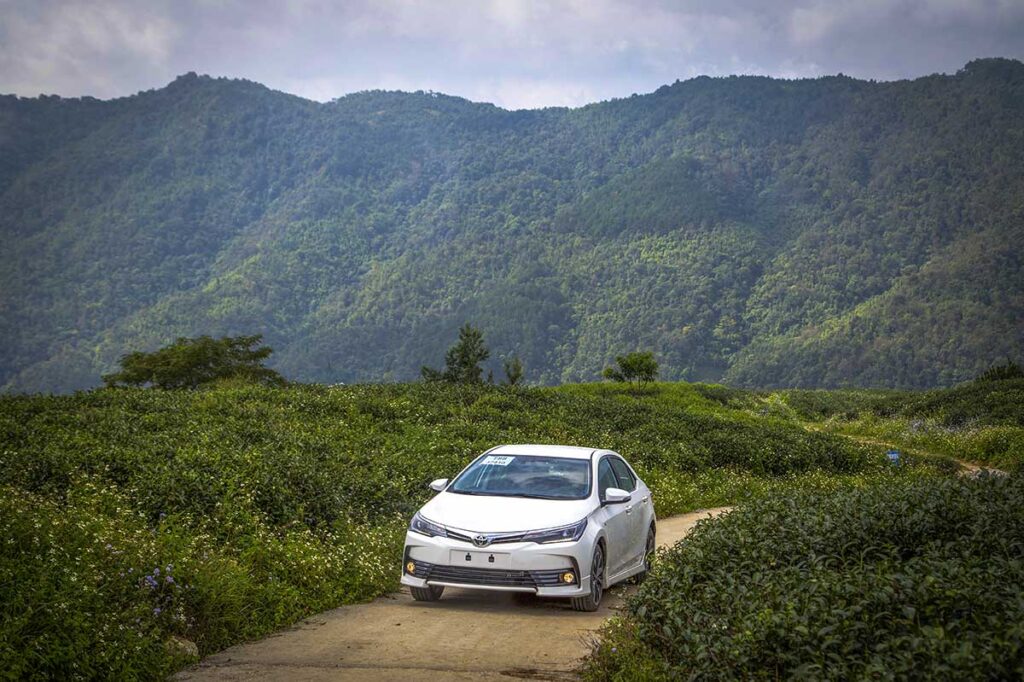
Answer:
[887,449,901,465]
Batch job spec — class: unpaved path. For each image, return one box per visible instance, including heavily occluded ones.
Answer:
[176,507,731,681]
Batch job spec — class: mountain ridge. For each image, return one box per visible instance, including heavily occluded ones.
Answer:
[1,59,1022,392]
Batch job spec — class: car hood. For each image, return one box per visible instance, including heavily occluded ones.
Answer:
[420,492,596,533]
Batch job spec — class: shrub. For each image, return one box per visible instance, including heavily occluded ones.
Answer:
[903,377,1024,428]
[102,335,284,390]
[975,359,1024,383]
[585,475,1024,680]
[780,389,909,421]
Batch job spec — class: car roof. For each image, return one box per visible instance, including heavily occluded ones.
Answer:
[488,444,602,460]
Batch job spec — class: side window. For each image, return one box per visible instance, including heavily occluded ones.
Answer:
[609,458,636,491]
[597,458,618,502]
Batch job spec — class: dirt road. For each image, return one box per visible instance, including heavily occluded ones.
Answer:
[177,507,730,681]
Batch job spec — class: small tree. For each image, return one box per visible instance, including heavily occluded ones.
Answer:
[103,335,285,389]
[504,355,524,386]
[603,351,659,388]
[421,323,491,384]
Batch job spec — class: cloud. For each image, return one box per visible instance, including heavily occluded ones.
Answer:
[0,0,1022,108]
[0,0,179,96]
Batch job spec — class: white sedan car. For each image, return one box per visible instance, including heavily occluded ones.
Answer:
[400,444,656,611]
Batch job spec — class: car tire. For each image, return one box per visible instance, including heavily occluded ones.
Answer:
[632,525,656,585]
[571,543,605,612]
[410,585,444,602]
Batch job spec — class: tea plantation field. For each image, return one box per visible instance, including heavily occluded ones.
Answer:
[0,381,983,678]
[585,475,1024,680]
[778,377,1024,471]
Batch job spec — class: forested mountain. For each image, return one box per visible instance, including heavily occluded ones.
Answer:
[2,59,1022,392]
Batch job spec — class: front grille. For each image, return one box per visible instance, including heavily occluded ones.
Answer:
[444,528,527,545]
[406,558,572,589]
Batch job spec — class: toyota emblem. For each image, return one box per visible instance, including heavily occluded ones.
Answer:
[472,534,491,548]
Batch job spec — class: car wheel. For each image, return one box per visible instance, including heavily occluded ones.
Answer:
[572,544,605,612]
[410,585,444,602]
[632,525,656,585]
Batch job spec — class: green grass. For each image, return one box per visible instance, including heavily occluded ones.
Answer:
[0,381,956,677]
[584,474,1024,680]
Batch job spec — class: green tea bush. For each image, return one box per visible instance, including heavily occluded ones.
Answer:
[903,377,1024,427]
[585,475,1024,680]
[780,389,909,421]
[0,479,402,678]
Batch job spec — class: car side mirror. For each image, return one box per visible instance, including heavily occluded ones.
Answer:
[429,478,449,492]
[603,487,631,505]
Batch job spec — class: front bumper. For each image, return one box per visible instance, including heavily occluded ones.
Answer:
[400,530,592,597]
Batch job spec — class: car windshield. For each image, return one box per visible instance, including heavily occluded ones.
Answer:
[449,454,591,500]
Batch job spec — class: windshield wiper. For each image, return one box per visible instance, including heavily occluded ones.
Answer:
[513,493,572,500]
[450,490,572,500]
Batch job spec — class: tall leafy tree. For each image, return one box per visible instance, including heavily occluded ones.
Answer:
[603,352,659,388]
[103,335,285,389]
[421,324,490,384]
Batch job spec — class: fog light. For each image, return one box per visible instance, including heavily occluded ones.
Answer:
[406,561,416,574]
[562,572,575,584]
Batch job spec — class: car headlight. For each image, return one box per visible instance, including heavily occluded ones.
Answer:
[409,512,447,538]
[522,518,588,544]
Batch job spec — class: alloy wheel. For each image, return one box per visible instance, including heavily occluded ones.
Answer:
[591,545,605,604]
[644,528,656,571]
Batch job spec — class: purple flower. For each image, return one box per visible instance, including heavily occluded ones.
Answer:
[153,567,160,576]
[153,607,162,616]
[166,576,175,585]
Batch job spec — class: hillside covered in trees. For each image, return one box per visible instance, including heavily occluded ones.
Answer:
[1,58,1022,392]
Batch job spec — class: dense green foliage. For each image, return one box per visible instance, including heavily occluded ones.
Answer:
[781,377,1024,428]
[586,475,1024,680]
[503,354,524,386]
[421,323,490,383]
[102,334,284,389]
[603,351,659,387]
[976,359,1024,383]
[906,376,1024,428]
[2,59,1023,393]
[0,381,948,677]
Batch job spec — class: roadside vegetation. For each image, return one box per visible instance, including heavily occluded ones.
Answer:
[584,475,1024,680]
[0,380,954,678]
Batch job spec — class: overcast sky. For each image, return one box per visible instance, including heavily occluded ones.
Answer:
[1,0,1023,110]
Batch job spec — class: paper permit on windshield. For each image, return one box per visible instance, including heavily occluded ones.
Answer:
[481,455,515,466]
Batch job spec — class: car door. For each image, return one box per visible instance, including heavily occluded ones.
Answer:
[609,456,645,569]
[596,456,632,577]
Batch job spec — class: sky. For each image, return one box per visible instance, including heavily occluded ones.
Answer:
[1,0,1023,110]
